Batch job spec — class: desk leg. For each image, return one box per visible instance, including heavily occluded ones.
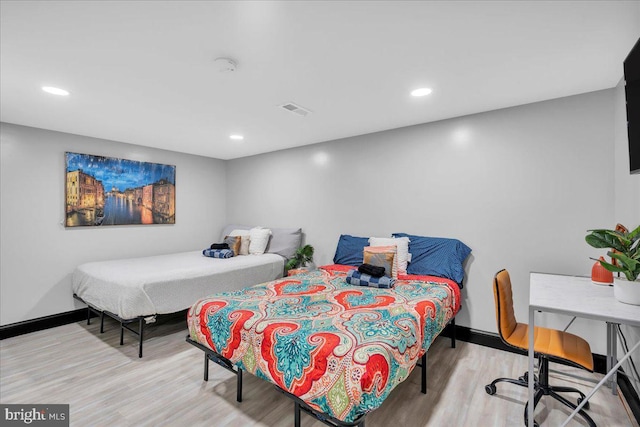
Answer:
[561,339,640,427]
[528,307,535,427]
[607,322,611,390]
[606,322,618,395]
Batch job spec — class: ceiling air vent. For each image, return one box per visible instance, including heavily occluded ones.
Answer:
[279,102,312,117]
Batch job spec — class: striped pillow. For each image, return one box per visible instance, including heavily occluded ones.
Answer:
[223,235,241,256]
[369,236,411,275]
[363,245,398,278]
[229,229,251,255]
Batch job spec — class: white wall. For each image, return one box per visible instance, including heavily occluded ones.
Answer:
[0,123,227,325]
[613,78,640,393]
[226,90,618,354]
[2,88,634,358]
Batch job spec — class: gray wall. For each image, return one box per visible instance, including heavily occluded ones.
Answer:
[0,123,226,325]
[227,90,622,354]
[2,88,637,358]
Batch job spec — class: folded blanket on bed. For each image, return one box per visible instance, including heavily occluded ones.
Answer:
[210,243,230,250]
[346,269,395,288]
[357,263,386,277]
[202,248,234,258]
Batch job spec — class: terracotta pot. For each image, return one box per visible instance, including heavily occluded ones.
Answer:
[613,277,640,305]
[591,257,613,285]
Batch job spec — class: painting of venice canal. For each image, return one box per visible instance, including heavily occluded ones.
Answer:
[65,152,176,227]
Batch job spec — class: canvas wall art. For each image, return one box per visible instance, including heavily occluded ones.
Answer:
[65,152,176,227]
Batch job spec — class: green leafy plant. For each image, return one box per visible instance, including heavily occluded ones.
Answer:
[285,244,314,271]
[585,225,640,281]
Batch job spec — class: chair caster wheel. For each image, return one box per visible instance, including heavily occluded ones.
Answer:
[485,384,496,395]
[578,397,590,410]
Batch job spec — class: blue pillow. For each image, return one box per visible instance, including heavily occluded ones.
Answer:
[392,233,471,285]
[333,234,369,266]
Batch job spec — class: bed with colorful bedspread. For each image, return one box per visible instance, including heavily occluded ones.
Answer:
[186,264,460,425]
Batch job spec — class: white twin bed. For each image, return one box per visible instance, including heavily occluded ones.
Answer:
[72,225,301,357]
[73,251,284,320]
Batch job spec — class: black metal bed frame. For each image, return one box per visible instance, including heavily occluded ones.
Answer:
[74,294,148,358]
[186,317,456,427]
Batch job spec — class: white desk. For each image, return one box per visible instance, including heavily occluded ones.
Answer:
[528,272,640,427]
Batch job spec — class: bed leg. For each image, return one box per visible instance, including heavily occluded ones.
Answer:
[138,318,144,358]
[119,322,124,346]
[451,317,456,348]
[294,402,300,427]
[421,352,427,394]
[100,312,105,333]
[204,354,209,381]
[236,368,243,402]
[87,307,91,325]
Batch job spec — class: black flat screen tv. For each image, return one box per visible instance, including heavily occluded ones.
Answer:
[624,38,640,174]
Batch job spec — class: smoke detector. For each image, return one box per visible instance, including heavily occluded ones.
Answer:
[213,57,237,73]
[279,102,312,117]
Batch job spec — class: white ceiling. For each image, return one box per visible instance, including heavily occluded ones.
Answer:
[1,1,639,160]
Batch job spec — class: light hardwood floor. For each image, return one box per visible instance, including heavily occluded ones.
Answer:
[1,315,637,427]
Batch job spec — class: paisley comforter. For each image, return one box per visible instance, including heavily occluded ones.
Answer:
[187,265,460,422]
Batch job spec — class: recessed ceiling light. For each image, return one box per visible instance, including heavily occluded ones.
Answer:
[229,134,244,141]
[411,87,432,97]
[42,86,70,96]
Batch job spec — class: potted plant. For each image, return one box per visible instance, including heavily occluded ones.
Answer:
[285,244,315,274]
[585,225,640,305]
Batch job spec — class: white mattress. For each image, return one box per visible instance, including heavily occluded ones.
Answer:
[72,251,284,319]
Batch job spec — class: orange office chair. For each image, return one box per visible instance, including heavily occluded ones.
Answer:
[485,269,596,427]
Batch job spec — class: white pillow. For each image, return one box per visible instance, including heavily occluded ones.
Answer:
[229,229,251,255]
[249,227,272,255]
[369,236,411,275]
